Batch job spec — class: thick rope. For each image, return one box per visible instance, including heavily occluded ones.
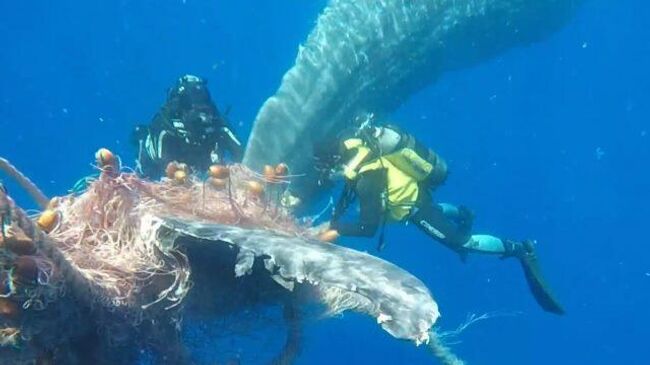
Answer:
[269,300,302,365]
[2,190,94,307]
[427,331,466,365]
[0,157,49,209]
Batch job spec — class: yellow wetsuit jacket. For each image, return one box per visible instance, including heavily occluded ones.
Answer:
[332,137,446,236]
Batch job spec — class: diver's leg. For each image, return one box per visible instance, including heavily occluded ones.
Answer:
[413,199,564,314]
[458,232,564,314]
[410,199,471,257]
[437,203,460,219]
[436,203,519,254]
[457,234,565,315]
[462,234,508,254]
[438,203,474,235]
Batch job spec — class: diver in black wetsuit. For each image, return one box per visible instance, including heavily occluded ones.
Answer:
[132,75,243,179]
[318,119,564,315]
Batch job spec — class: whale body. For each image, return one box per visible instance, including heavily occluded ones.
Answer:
[244,0,582,197]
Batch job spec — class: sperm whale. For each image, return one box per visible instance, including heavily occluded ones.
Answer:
[244,0,582,197]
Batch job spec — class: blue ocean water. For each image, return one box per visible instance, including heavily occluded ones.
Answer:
[0,0,648,364]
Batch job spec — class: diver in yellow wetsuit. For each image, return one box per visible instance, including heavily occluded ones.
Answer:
[325,121,564,315]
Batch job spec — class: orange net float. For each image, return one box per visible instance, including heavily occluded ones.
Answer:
[263,165,276,182]
[208,164,230,179]
[245,180,265,198]
[0,298,20,321]
[165,162,180,179]
[166,161,190,181]
[95,148,118,175]
[318,229,340,243]
[36,210,59,234]
[274,163,289,177]
[173,170,188,185]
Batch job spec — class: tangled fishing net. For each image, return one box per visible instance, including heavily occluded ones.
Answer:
[0,154,461,365]
[50,163,309,311]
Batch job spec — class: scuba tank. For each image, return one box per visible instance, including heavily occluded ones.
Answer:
[363,123,448,188]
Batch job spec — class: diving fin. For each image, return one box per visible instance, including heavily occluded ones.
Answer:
[517,242,565,315]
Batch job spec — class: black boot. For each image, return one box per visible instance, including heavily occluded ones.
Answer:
[504,240,565,315]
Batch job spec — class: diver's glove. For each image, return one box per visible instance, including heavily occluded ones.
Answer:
[306,222,339,243]
[503,239,565,315]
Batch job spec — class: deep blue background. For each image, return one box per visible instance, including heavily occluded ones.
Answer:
[1,0,648,364]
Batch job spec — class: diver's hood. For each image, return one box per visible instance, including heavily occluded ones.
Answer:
[163,75,223,145]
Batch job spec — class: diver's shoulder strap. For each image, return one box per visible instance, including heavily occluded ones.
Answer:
[342,144,372,180]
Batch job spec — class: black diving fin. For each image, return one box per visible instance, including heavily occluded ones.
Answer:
[517,243,565,315]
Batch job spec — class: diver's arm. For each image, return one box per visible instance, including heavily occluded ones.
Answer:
[208,127,243,163]
[136,139,155,178]
[331,170,385,237]
[221,126,244,162]
[133,126,163,179]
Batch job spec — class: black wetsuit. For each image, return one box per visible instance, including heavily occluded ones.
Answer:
[133,75,243,179]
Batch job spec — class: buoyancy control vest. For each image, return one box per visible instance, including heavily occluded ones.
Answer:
[379,125,448,187]
[341,126,448,221]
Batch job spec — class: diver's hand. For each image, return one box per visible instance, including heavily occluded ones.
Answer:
[307,222,340,243]
[318,229,339,243]
[306,221,329,235]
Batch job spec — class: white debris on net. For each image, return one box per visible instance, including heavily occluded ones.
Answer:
[159,218,440,345]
